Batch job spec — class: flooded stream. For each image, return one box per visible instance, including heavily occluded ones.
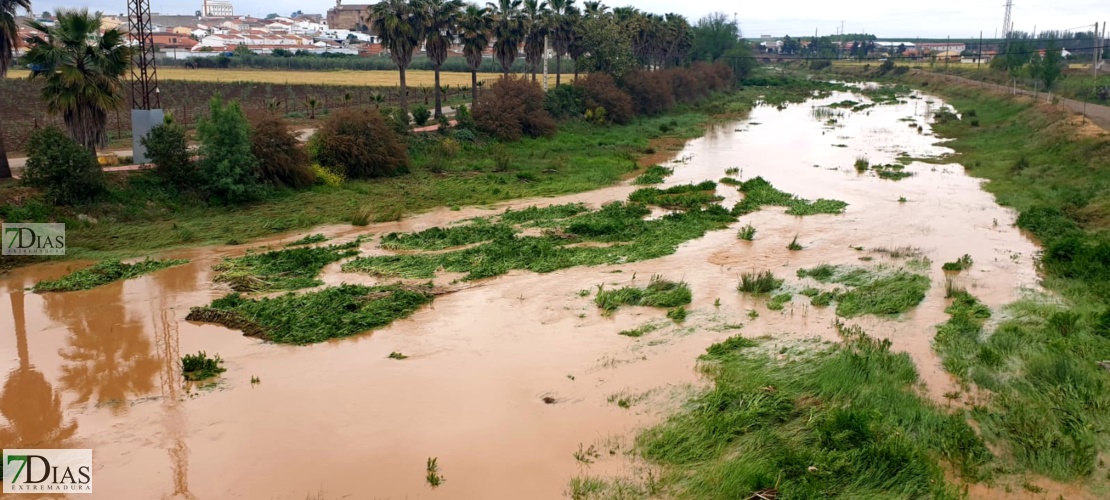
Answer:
[0,87,1044,499]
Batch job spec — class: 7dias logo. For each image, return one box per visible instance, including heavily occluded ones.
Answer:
[2,223,66,256]
[3,449,92,494]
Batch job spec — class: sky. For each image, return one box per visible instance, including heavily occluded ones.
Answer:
[27,0,1109,39]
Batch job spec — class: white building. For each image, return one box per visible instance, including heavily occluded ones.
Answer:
[202,0,234,17]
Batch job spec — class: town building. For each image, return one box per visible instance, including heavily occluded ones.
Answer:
[202,0,234,18]
[327,0,370,32]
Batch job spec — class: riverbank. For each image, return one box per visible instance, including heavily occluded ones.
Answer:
[616,70,1110,499]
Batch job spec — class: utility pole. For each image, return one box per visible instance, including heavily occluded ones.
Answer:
[946,35,950,71]
[978,31,983,69]
[542,35,549,92]
[1095,22,1101,76]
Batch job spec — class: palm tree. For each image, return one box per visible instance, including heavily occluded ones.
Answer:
[306,96,319,119]
[22,9,131,152]
[457,4,493,106]
[582,0,607,18]
[367,0,426,113]
[423,0,463,118]
[0,0,32,179]
[489,0,524,77]
[522,0,549,82]
[547,0,576,85]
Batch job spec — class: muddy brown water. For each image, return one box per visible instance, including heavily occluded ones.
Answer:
[1,88,1053,499]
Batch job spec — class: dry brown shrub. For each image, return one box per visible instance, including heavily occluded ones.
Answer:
[575,73,635,124]
[312,109,410,178]
[473,77,557,141]
[250,116,315,188]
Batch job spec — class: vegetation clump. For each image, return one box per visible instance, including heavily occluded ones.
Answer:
[34,258,189,292]
[738,270,783,295]
[628,181,722,210]
[637,324,992,498]
[836,271,930,317]
[143,122,196,191]
[21,127,107,205]
[767,293,792,311]
[250,116,315,188]
[212,240,361,292]
[595,276,692,314]
[633,165,674,185]
[737,224,756,240]
[942,254,974,272]
[186,283,435,344]
[287,234,328,246]
[196,95,263,204]
[473,77,556,141]
[619,323,660,338]
[181,351,226,381]
[380,219,514,250]
[732,176,847,216]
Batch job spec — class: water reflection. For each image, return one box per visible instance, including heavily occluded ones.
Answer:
[45,284,160,414]
[0,283,78,449]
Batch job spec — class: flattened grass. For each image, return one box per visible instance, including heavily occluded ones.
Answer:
[637,324,992,499]
[628,181,723,210]
[595,275,692,314]
[185,283,434,344]
[212,240,361,292]
[380,219,515,250]
[344,202,736,281]
[731,176,848,216]
[795,265,929,316]
[33,258,189,292]
[632,165,674,185]
[935,293,1110,480]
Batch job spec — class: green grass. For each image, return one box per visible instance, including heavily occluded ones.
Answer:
[935,292,1110,480]
[635,323,992,499]
[426,457,444,488]
[212,239,361,292]
[787,235,803,251]
[343,200,737,281]
[619,323,660,338]
[736,224,756,241]
[181,351,226,381]
[633,165,674,185]
[32,258,189,292]
[836,271,930,317]
[666,306,687,322]
[767,292,792,311]
[387,351,409,360]
[380,219,514,250]
[731,176,848,216]
[185,283,435,344]
[796,264,874,287]
[872,163,914,181]
[286,233,328,246]
[628,181,723,210]
[854,156,870,172]
[737,270,783,295]
[941,254,974,272]
[595,275,692,314]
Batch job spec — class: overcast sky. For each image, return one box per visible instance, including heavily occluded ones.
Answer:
[27,0,1108,39]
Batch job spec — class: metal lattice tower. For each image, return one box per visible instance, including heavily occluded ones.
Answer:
[1001,0,1013,39]
[127,0,160,109]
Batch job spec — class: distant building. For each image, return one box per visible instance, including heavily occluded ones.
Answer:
[327,0,370,32]
[202,0,234,18]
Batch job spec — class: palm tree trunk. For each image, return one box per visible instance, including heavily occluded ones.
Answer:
[433,67,443,119]
[399,66,409,113]
[556,55,562,86]
[573,63,579,81]
[0,119,12,180]
[12,290,27,370]
[471,70,478,107]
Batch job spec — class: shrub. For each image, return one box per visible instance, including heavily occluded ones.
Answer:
[21,127,106,205]
[473,77,557,141]
[385,106,411,136]
[454,103,475,130]
[311,109,410,178]
[621,70,675,116]
[544,84,586,119]
[196,96,263,204]
[250,116,314,189]
[142,122,195,190]
[412,105,431,126]
[575,73,634,124]
[311,164,344,187]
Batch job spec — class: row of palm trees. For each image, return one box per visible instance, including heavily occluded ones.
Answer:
[367,0,696,117]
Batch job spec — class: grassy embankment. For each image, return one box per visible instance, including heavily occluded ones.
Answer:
[590,72,1110,499]
[0,78,838,272]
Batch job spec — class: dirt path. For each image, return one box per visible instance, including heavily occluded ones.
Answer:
[916,70,1110,130]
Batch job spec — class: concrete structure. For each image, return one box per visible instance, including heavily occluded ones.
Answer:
[202,0,234,17]
[327,0,370,31]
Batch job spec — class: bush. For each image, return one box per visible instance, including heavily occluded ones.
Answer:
[311,108,410,178]
[621,70,674,116]
[473,77,557,141]
[384,106,411,136]
[21,127,106,205]
[142,122,195,190]
[311,164,344,187]
[544,84,587,119]
[454,103,475,130]
[575,73,634,125]
[250,116,315,189]
[412,105,431,126]
[196,95,263,204]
